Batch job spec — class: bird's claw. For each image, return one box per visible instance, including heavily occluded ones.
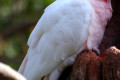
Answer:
[92,48,100,56]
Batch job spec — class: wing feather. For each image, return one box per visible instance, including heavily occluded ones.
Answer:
[19,0,93,80]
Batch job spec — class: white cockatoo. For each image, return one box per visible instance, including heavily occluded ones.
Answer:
[18,0,112,80]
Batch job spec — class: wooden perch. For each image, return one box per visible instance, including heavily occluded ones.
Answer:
[69,51,102,80]
[60,47,120,80]
[0,62,26,80]
[103,46,120,80]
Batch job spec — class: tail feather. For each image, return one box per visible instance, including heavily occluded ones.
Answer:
[18,55,28,74]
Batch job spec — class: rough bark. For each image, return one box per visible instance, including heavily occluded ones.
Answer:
[69,51,102,80]
[103,46,120,80]
[66,47,120,80]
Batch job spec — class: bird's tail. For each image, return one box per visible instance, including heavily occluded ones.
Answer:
[18,54,28,74]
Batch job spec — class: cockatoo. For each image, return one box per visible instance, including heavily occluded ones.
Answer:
[18,0,112,80]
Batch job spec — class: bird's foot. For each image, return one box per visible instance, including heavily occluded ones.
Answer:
[92,48,100,56]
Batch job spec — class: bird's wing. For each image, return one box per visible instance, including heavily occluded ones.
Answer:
[27,0,64,48]
[18,0,92,80]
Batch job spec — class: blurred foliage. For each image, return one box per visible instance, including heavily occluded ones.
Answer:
[0,0,55,70]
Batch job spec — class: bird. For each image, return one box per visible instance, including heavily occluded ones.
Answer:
[18,0,112,80]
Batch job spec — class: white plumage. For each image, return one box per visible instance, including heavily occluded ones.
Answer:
[18,0,112,80]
